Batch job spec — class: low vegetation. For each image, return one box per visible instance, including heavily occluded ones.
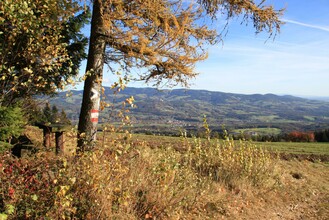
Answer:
[1,127,328,219]
[0,106,25,143]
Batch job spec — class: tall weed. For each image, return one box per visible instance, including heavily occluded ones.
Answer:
[183,134,278,188]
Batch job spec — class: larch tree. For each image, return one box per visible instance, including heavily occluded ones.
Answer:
[77,0,284,150]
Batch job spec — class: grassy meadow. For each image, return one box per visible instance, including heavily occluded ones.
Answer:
[1,127,329,219]
[258,141,329,156]
[106,132,329,157]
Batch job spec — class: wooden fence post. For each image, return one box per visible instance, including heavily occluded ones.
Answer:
[55,131,64,155]
[43,127,52,148]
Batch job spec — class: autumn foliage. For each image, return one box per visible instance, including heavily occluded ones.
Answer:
[0,0,88,106]
[286,131,315,142]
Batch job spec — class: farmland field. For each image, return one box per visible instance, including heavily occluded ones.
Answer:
[232,127,282,135]
[257,141,329,155]
[106,132,329,155]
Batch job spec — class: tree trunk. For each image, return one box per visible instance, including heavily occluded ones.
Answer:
[77,0,106,151]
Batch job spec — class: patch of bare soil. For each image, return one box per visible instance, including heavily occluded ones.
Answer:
[279,153,329,163]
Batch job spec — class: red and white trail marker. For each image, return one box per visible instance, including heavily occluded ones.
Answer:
[91,109,99,123]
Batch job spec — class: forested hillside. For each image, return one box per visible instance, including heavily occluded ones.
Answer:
[47,87,329,134]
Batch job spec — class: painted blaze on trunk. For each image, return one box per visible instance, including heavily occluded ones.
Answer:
[77,72,104,150]
[90,88,100,124]
[90,87,101,136]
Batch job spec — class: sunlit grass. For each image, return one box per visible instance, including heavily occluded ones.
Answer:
[107,132,329,155]
[232,127,282,136]
[257,141,329,155]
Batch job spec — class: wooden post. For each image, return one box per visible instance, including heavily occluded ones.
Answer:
[43,127,52,148]
[36,123,67,154]
[55,131,64,155]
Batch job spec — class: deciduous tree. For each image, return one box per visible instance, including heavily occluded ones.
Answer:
[0,0,89,106]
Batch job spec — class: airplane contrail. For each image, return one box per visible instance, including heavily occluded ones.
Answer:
[282,19,329,32]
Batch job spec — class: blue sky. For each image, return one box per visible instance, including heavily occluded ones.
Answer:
[190,0,329,97]
[78,0,329,97]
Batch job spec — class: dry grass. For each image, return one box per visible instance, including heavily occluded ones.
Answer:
[1,127,328,219]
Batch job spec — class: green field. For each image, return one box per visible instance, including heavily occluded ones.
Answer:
[232,127,282,136]
[257,141,329,155]
[109,133,329,156]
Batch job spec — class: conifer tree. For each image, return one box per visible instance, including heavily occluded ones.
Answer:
[322,131,329,142]
[51,105,59,123]
[0,106,25,141]
[43,103,52,123]
[78,0,284,150]
[60,109,72,125]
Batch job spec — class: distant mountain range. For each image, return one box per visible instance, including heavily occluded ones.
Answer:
[301,96,329,102]
[47,87,329,134]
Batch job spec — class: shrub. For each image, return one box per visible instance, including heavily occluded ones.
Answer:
[0,106,25,143]
[0,151,61,219]
[0,142,204,219]
[286,131,315,142]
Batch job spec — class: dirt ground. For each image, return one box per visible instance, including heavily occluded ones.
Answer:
[211,160,329,220]
[279,153,329,163]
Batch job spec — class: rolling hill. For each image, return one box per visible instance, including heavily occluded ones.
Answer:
[46,87,329,134]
